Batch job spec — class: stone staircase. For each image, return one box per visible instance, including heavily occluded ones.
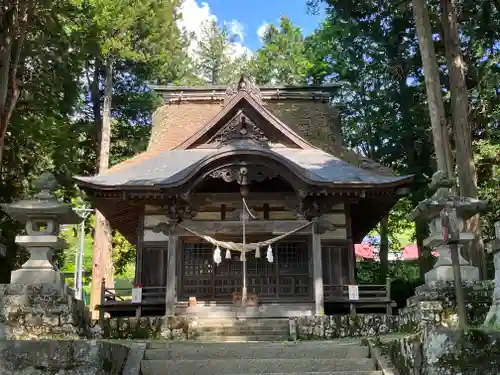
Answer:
[190,317,291,342]
[140,341,382,375]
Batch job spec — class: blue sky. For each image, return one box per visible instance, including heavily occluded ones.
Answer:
[205,0,325,50]
[179,0,326,55]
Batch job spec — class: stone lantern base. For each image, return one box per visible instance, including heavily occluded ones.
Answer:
[425,265,480,283]
[10,236,66,291]
[423,235,480,283]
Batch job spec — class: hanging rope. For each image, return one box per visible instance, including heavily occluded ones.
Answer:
[176,220,313,253]
[242,197,257,220]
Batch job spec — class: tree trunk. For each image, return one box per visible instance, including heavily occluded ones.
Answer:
[440,0,486,278]
[416,218,433,282]
[378,216,390,284]
[0,1,32,166]
[90,58,102,169]
[90,57,115,319]
[411,0,454,180]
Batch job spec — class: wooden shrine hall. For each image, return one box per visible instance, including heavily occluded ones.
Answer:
[75,75,413,318]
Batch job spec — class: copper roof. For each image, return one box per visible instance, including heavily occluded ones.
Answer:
[103,77,393,177]
[76,143,413,189]
[76,86,413,191]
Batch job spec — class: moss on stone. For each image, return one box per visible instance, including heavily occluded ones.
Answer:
[390,328,500,375]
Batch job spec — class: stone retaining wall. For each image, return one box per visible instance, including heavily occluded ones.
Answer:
[99,316,191,340]
[386,328,500,375]
[99,314,398,340]
[0,340,131,374]
[294,315,399,340]
[398,281,493,332]
[0,283,92,340]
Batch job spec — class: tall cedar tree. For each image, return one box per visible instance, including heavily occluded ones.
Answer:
[85,0,187,317]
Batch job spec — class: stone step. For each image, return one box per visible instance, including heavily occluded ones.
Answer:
[224,372,383,375]
[192,335,289,342]
[140,358,376,375]
[144,343,369,360]
[195,327,288,335]
[195,318,290,327]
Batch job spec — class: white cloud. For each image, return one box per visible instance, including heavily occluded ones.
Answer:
[225,19,245,43]
[257,22,271,42]
[177,0,215,55]
[178,0,252,62]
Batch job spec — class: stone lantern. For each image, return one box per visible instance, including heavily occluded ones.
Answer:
[485,221,500,326]
[0,172,81,289]
[408,171,487,283]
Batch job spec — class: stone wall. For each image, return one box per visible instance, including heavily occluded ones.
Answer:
[294,315,398,340]
[100,316,191,340]
[0,340,131,374]
[0,284,92,339]
[99,314,398,341]
[386,328,500,375]
[399,280,493,332]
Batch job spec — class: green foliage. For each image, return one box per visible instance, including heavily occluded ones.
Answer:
[194,19,249,85]
[3,0,500,290]
[0,0,190,284]
[249,16,312,85]
[356,261,420,284]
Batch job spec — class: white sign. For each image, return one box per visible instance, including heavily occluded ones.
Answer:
[348,285,359,301]
[131,287,142,303]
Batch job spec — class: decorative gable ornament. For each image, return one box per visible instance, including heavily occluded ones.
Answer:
[224,74,262,105]
[208,110,271,146]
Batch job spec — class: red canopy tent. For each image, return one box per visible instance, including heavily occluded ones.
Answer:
[353,243,439,261]
[402,245,439,260]
[354,243,376,259]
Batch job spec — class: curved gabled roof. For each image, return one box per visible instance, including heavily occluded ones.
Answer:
[74,140,412,190]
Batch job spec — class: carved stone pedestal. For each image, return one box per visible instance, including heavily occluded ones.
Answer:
[425,265,479,283]
[423,223,479,283]
[424,243,479,283]
[10,236,67,290]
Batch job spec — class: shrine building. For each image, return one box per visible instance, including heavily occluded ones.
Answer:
[74,75,413,318]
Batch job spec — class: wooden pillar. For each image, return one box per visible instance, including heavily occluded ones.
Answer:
[135,216,144,285]
[345,204,356,284]
[312,221,324,315]
[165,226,177,316]
[347,240,356,284]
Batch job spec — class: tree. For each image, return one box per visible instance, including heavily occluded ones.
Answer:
[0,1,88,282]
[0,0,33,163]
[307,0,436,280]
[82,0,189,316]
[194,19,247,85]
[411,0,454,181]
[0,1,45,163]
[440,0,486,277]
[250,16,312,85]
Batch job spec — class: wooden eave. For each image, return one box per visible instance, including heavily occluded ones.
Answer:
[79,178,412,244]
[75,173,414,196]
